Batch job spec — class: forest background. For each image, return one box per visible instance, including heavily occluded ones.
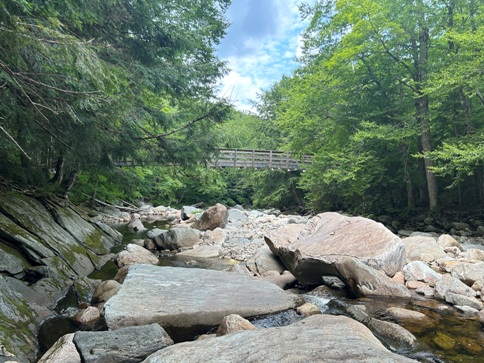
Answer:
[1,0,483,221]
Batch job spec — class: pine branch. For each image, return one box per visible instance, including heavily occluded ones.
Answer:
[135,103,228,141]
[0,60,72,149]
[0,120,31,160]
[15,73,100,95]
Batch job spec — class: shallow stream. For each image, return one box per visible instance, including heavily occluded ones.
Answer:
[38,223,484,362]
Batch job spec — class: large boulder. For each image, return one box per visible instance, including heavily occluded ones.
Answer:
[104,265,298,338]
[73,323,173,363]
[403,236,447,262]
[335,257,411,299]
[245,245,286,275]
[192,203,228,231]
[403,261,442,287]
[142,315,417,363]
[265,212,406,285]
[115,244,159,267]
[154,228,201,250]
[451,262,484,285]
[37,333,80,363]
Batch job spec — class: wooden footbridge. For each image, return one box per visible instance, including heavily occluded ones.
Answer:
[115,149,312,171]
[209,149,312,170]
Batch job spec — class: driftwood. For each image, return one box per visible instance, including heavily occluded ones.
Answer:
[93,198,138,212]
[79,193,138,212]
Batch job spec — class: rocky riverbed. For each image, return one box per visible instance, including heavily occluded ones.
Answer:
[1,194,484,362]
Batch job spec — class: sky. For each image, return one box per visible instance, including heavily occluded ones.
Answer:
[217,0,314,112]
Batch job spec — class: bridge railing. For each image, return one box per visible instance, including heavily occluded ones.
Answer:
[114,149,313,170]
[209,149,312,170]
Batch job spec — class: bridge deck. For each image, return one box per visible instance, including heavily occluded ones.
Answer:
[209,149,312,170]
[114,149,312,170]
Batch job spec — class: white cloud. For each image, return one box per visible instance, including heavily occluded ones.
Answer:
[216,0,315,112]
[218,70,259,112]
[295,34,305,59]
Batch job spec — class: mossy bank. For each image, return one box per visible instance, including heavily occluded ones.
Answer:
[0,190,122,362]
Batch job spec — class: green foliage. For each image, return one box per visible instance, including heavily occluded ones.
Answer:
[255,0,484,214]
[217,110,281,150]
[208,108,306,211]
[426,139,484,188]
[0,0,232,197]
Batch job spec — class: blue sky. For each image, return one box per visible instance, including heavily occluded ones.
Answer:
[217,0,313,112]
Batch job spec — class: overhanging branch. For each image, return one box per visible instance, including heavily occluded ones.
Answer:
[0,120,31,160]
[0,59,72,149]
[135,103,228,141]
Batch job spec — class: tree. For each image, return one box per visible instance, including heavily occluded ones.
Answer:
[0,0,232,198]
[256,0,484,214]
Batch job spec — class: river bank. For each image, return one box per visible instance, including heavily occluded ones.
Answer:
[1,192,483,362]
[0,190,122,362]
[44,203,484,362]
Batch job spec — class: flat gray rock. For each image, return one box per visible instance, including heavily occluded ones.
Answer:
[104,265,298,332]
[142,315,418,363]
[73,324,173,363]
[0,245,25,275]
[176,245,220,258]
[0,275,38,363]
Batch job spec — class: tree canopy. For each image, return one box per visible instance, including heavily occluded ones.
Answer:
[255,0,484,215]
[2,0,483,217]
[0,0,231,196]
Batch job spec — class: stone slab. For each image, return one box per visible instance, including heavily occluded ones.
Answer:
[142,315,417,363]
[104,265,298,331]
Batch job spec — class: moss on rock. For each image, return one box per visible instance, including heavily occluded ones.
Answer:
[0,275,38,362]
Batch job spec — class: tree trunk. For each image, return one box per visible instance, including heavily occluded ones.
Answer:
[402,145,415,209]
[59,169,78,199]
[50,155,65,184]
[457,87,474,134]
[414,25,438,210]
[416,95,438,210]
[17,123,30,168]
[290,181,304,209]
